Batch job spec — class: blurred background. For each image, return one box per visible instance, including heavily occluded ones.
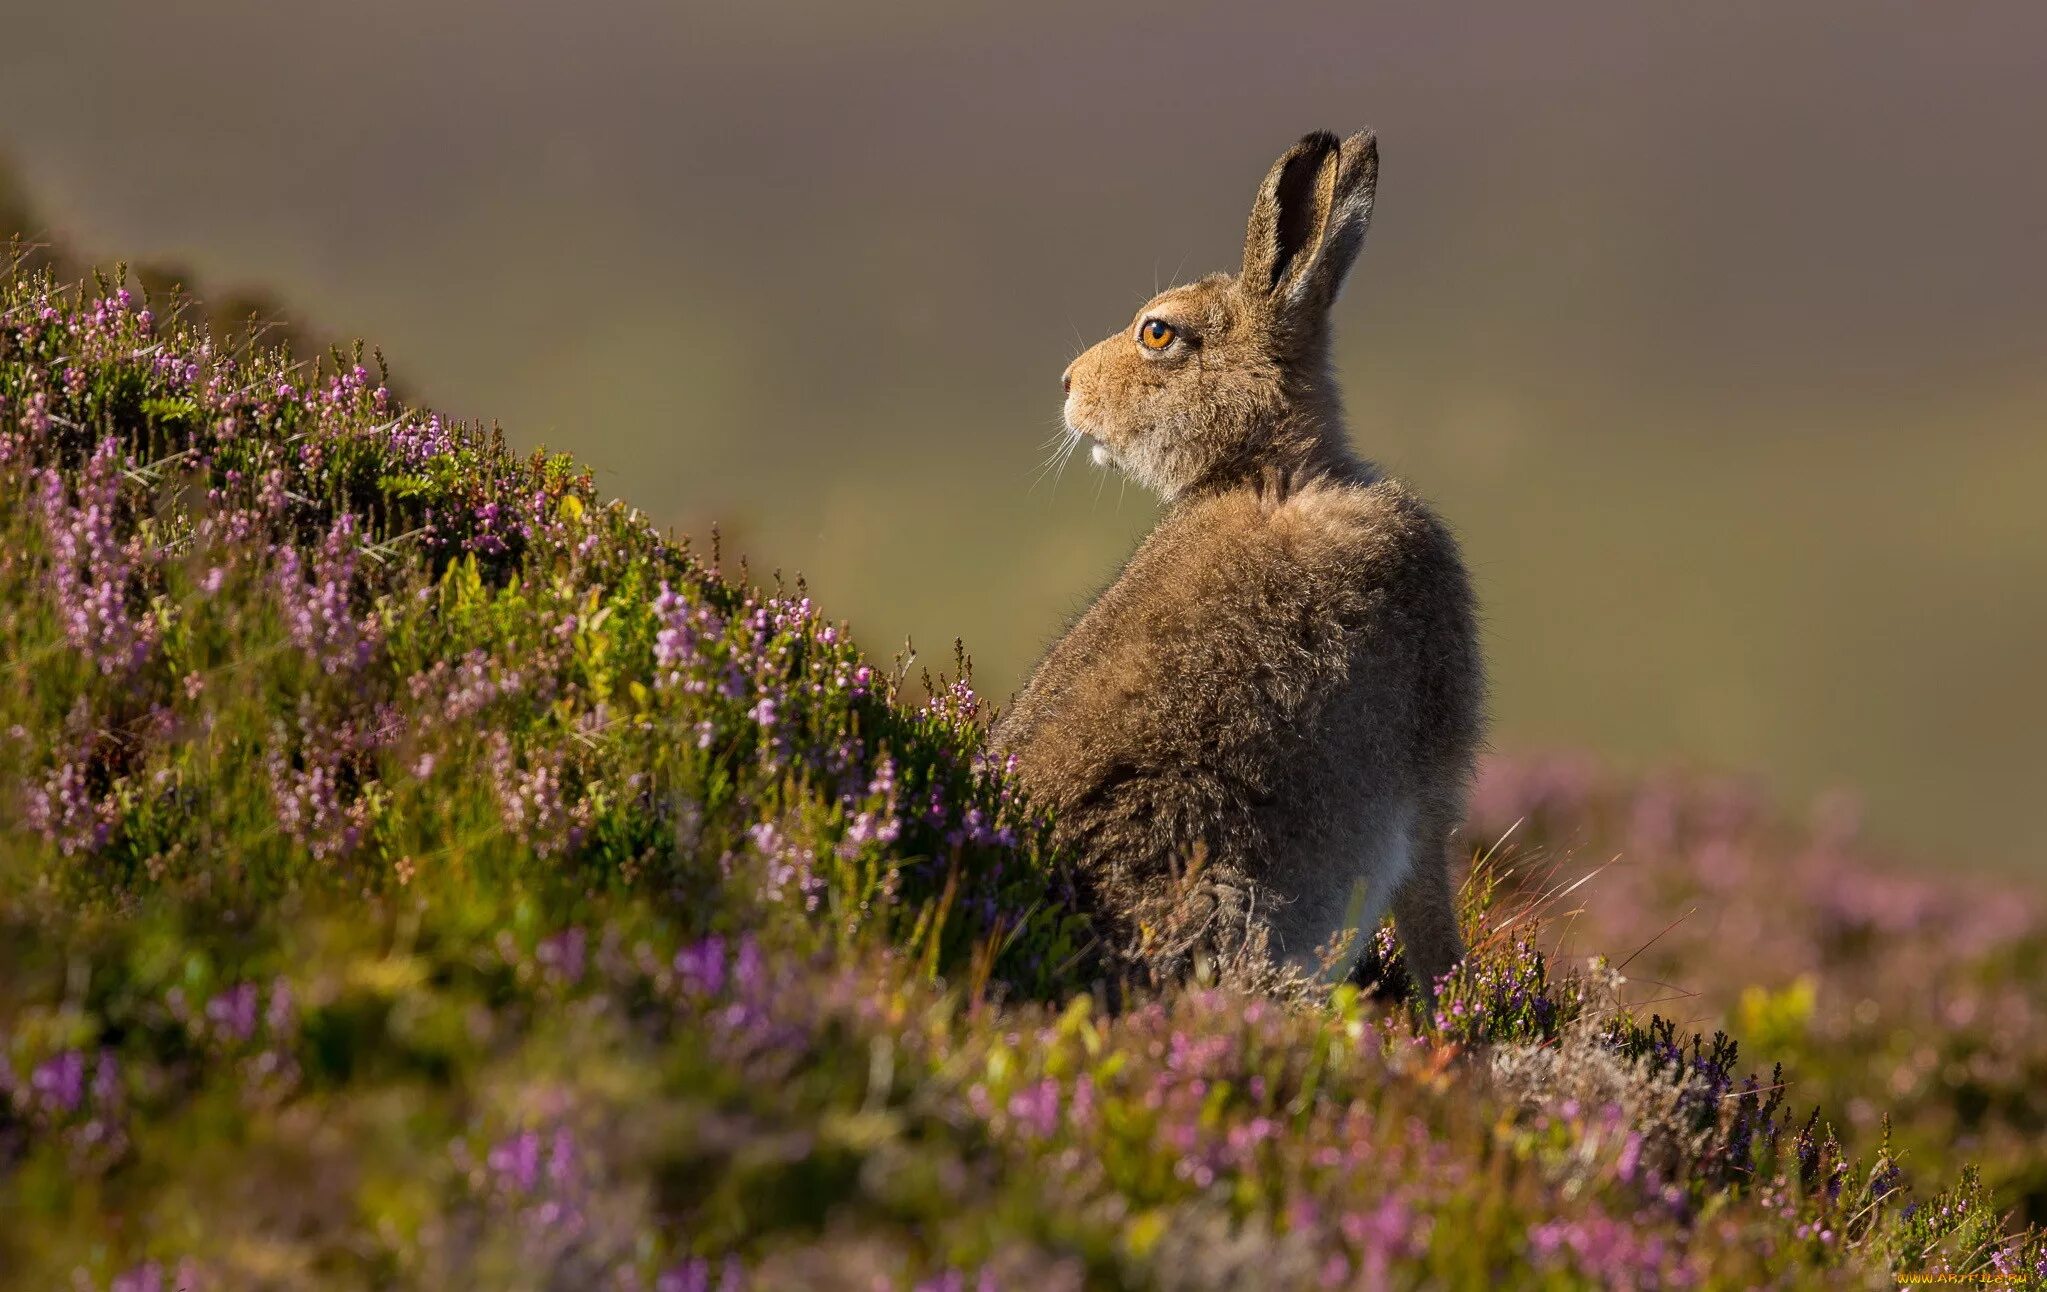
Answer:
[4,1,2042,872]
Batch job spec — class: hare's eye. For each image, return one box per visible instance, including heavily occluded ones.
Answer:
[1138,318,1177,351]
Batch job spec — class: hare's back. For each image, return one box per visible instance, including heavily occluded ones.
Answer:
[1104,477,1472,750]
[998,476,1477,814]
[1272,478,1482,772]
[1274,478,1474,641]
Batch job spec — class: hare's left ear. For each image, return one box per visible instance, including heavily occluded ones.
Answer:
[1239,130,1378,319]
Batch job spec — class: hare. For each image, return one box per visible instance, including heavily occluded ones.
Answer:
[992,130,1483,1004]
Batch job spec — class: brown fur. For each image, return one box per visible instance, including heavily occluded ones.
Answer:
[993,131,1484,1003]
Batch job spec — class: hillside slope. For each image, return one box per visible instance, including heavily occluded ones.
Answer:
[0,263,2041,1289]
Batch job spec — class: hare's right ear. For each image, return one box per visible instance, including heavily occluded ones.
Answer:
[1239,130,1378,321]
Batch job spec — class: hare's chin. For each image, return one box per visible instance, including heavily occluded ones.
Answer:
[1089,443,1113,468]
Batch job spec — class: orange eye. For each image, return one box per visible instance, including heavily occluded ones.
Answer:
[1138,318,1177,350]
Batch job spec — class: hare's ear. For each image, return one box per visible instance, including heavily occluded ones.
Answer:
[1239,130,1378,319]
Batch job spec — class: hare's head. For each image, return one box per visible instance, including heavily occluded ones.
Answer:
[1060,130,1379,500]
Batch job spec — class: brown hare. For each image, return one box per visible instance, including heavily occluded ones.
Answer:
[993,130,1483,1004]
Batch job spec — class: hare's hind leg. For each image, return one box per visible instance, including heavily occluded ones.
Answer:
[1392,813,1465,1011]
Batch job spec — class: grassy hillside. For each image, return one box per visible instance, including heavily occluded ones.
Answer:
[0,260,2041,1289]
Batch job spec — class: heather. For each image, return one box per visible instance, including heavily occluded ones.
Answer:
[1470,759,2047,1228]
[0,263,2041,1290]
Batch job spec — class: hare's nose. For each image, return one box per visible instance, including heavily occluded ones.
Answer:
[1060,365,1074,394]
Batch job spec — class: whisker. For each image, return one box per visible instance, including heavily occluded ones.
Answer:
[1028,426,1084,499]
[1026,435,1067,492]
[1027,450,1065,495]
[1050,432,1081,498]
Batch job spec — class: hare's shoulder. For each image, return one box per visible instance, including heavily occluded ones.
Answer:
[1045,477,1463,657]
[1124,479,1464,616]
[1269,477,1460,574]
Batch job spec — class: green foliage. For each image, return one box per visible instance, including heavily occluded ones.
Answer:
[0,266,2041,1289]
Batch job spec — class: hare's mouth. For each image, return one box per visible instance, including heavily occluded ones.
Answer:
[1059,402,1118,471]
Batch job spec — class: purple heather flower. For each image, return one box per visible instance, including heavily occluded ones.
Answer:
[677,936,728,998]
[1003,1079,1062,1141]
[266,720,370,860]
[538,928,588,984]
[486,733,589,859]
[267,979,297,1035]
[1616,1131,1644,1182]
[747,820,821,908]
[731,936,765,999]
[108,1263,167,1292]
[25,754,113,856]
[33,438,159,675]
[273,513,381,674]
[31,1049,86,1114]
[487,1129,543,1194]
[1068,1074,1096,1129]
[206,982,260,1042]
